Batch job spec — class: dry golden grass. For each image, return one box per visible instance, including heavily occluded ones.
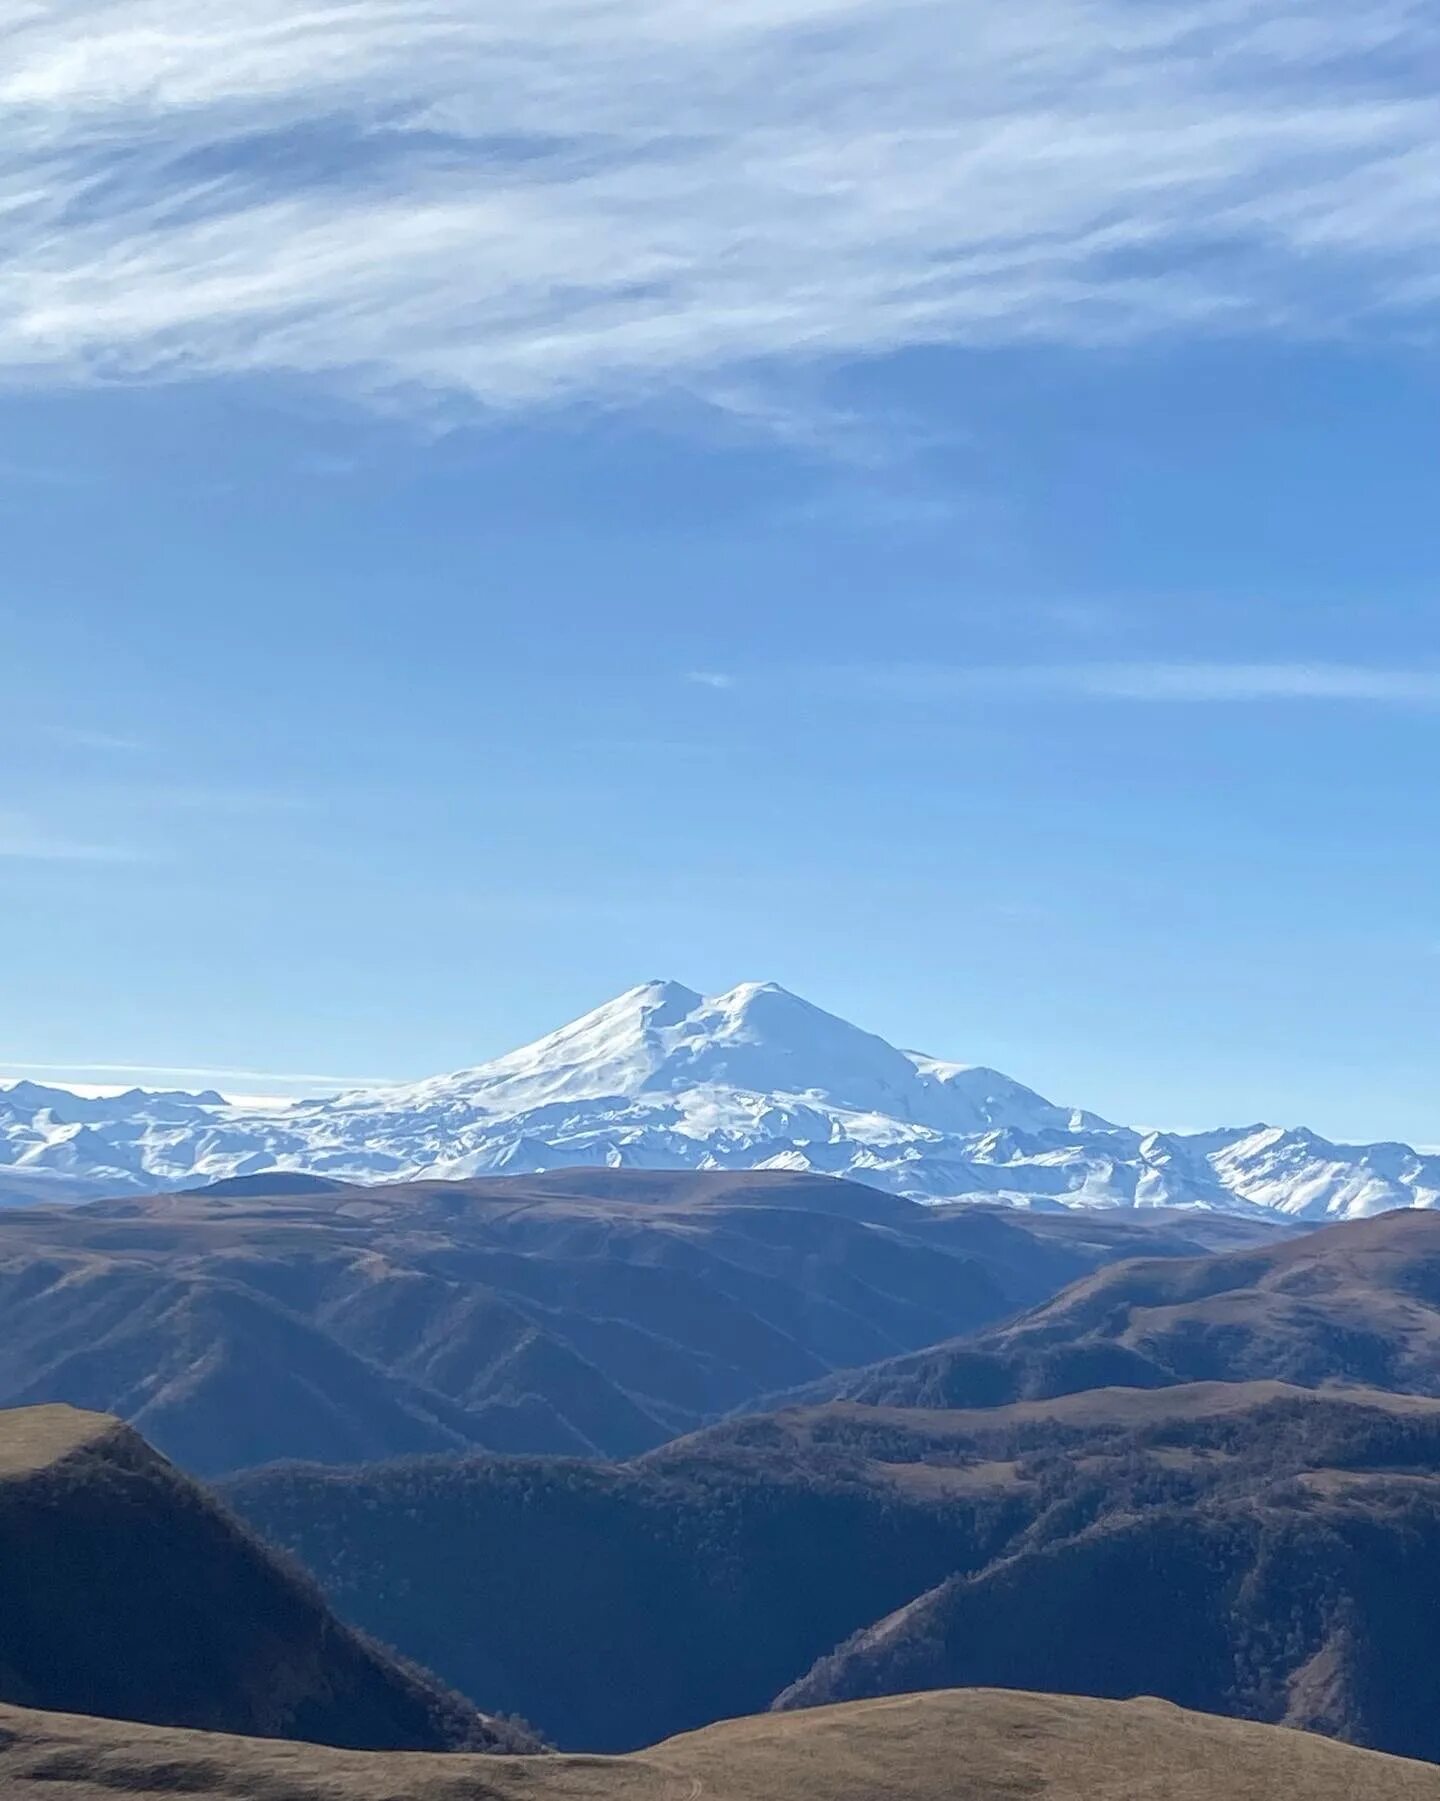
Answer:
[0,1403,114,1480]
[5,1689,1440,1801]
[817,1377,1440,1437]
[876,1457,1027,1496]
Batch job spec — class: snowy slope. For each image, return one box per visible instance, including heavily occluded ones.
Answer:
[3,979,1438,1220]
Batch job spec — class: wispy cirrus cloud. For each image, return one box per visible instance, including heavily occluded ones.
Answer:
[1037,663,1440,702]
[2,1,1440,422]
[0,811,141,861]
[836,661,1440,703]
[44,727,145,753]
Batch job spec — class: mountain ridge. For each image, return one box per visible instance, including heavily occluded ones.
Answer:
[0,1170,1273,1472]
[5,979,1438,1220]
[0,1402,524,1751]
[771,1207,1440,1418]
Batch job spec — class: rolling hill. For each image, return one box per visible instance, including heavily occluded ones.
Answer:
[4,1688,1440,1801]
[0,1403,527,1751]
[0,1169,1281,1473]
[824,1207,1440,1409]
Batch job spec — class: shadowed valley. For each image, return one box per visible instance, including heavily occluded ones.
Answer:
[228,1373,1440,1757]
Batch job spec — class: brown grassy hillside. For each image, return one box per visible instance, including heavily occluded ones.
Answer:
[0,1404,526,1752]
[0,1170,1286,1472]
[4,1688,1440,1801]
[827,1208,1440,1409]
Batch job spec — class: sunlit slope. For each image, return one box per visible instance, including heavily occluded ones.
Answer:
[4,1689,1440,1801]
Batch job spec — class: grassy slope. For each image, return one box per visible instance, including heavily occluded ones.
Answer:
[0,1171,1295,1474]
[0,1400,111,1475]
[3,1689,1440,1801]
[831,1209,1440,1410]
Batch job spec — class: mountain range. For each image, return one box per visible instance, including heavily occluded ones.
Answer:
[0,1169,1274,1471]
[217,1205,1440,1755]
[12,1201,1440,1778]
[816,1207,1440,1409]
[4,980,1439,1220]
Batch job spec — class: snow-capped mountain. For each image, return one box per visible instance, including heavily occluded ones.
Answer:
[3,979,1438,1221]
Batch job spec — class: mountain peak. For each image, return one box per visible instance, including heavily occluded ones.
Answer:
[626,978,705,1011]
[704,980,831,1026]
[404,979,706,1112]
[636,982,925,1111]
[584,979,705,1033]
[420,979,922,1116]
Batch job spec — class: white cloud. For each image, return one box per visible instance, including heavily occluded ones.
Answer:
[686,670,735,690]
[101,782,315,814]
[1050,663,1440,701]
[2,1,1439,419]
[841,660,1440,702]
[0,812,141,861]
[55,728,144,753]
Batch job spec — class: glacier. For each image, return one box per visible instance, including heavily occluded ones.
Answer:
[3,979,1438,1221]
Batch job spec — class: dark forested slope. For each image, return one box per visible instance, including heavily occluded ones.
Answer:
[0,1404,525,1751]
[224,1430,1019,1750]
[225,1379,1440,1757]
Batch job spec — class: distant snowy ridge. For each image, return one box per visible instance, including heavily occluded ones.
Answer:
[3,979,1438,1221]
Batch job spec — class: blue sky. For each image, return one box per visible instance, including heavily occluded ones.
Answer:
[5,0,1440,1141]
